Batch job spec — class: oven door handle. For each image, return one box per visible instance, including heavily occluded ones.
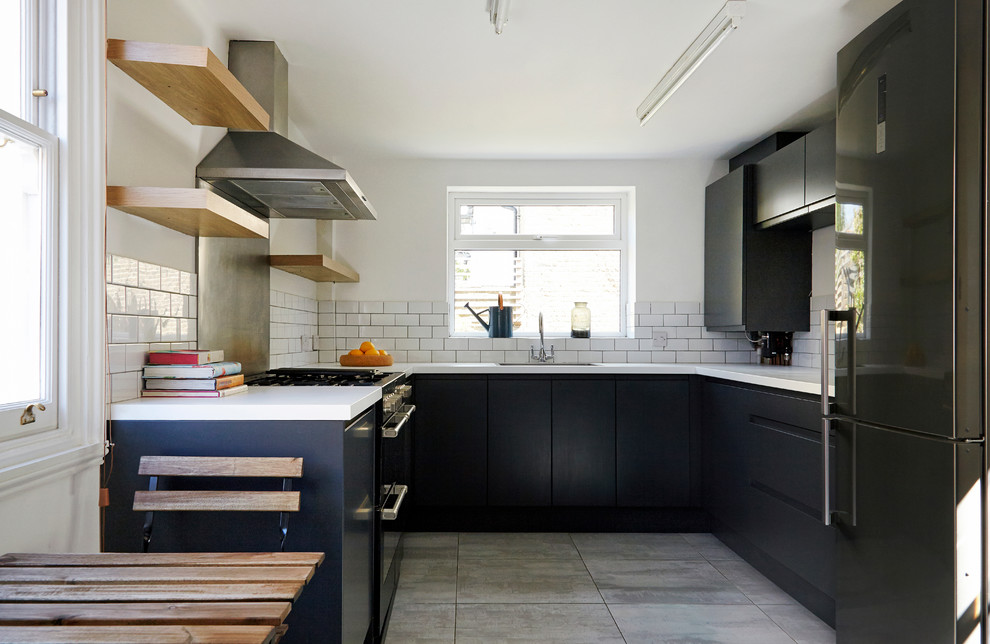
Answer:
[382,405,415,439]
[381,484,408,521]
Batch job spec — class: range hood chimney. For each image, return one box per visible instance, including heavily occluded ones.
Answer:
[197,41,376,221]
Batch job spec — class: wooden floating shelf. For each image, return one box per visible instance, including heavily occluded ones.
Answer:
[269,255,359,283]
[107,186,269,239]
[107,39,270,131]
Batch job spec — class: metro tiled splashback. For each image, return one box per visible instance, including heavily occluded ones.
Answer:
[106,255,198,403]
[318,300,767,365]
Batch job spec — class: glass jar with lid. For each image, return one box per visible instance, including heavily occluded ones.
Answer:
[570,302,591,338]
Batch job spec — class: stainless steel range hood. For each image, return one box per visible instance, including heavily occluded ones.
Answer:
[197,41,377,221]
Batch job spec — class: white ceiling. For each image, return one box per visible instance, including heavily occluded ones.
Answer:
[171,0,900,161]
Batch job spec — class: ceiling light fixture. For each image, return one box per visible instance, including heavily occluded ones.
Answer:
[487,0,510,35]
[637,0,746,125]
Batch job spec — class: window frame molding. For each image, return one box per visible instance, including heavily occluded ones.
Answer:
[446,187,632,338]
[0,0,105,489]
[834,183,873,339]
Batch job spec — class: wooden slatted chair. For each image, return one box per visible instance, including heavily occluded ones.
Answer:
[134,456,303,553]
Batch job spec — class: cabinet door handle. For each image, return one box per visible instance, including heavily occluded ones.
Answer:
[381,484,407,520]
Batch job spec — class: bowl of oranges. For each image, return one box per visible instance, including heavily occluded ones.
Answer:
[339,340,393,367]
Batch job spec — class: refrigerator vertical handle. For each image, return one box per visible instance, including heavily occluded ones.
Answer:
[822,417,832,526]
[820,307,856,527]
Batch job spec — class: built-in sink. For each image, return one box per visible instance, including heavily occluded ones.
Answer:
[498,362,599,366]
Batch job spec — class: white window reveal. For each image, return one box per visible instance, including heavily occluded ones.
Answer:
[448,190,632,337]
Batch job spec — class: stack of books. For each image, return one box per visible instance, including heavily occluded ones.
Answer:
[141,350,248,398]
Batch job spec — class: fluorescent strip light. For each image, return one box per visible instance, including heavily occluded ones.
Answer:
[637,0,746,125]
[487,0,510,34]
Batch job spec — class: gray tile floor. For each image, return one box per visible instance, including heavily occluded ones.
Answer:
[384,532,835,644]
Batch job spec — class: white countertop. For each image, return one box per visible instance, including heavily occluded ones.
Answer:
[392,362,827,396]
[110,362,827,422]
[110,385,381,422]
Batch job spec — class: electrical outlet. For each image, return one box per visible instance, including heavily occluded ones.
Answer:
[652,330,668,349]
[302,335,314,352]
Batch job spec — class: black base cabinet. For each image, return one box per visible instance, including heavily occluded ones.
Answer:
[409,374,704,531]
[412,376,488,507]
[702,378,836,626]
[104,414,377,644]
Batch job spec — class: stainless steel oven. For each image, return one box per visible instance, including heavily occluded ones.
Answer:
[377,374,413,643]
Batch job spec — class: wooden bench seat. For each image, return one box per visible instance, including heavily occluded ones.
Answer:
[0,601,291,626]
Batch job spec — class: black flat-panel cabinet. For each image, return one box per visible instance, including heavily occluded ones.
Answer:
[552,379,616,506]
[413,376,487,506]
[488,378,552,506]
[616,378,691,507]
[756,138,806,224]
[704,166,812,332]
[804,119,836,206]
[702,378,835,625]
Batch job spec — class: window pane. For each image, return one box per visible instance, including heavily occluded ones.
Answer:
[454,250,620,334]
[836,203,864,234]
[459,204,614,236]
[0,1,22,119]
[835,247,865,335]
[0,133,45,405]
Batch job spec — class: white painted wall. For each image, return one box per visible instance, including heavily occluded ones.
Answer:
[332,158,724,303]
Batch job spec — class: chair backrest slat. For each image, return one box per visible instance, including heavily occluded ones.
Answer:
[138,456,302,478]
[133,490,300,513]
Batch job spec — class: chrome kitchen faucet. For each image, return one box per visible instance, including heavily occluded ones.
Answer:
[530,313,555,363]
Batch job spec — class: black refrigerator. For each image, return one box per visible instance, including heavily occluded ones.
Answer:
[826,0,986,642]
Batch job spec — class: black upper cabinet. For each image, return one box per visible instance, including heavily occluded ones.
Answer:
[704,166,812,332]
[616,378,691,507]
[488,378,552,506]
[755,120,837,229]
[552,379,616,507]
[755,138,806,224]
[413,376,488,506]
[804,120,836,206]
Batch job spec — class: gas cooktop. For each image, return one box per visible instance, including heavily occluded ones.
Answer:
[248,367,400,388]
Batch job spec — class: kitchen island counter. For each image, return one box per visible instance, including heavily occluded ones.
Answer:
[110,385,380,421]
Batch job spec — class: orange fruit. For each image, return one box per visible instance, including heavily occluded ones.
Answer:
[363,349,380,356]
[379,349,388,356]
[359,340,376,353]
[348,349,363,356]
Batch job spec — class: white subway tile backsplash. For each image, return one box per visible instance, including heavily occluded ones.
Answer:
[395,338,420,351]
[111,256,139,286]
[383,327,408,338]
[384,301,407,314]
[578,351,603,363]
[432,301,447,314]
[106,284,126,314]
[371,314,395,326]
[110,372,140,403]
[108,344,126,373]
[420,314,444,326]
[676,326,701,339]
[590,339,614,351]
[675,301,700,314]
[601,352,626,363]
[420,339,444,350]
[431,350,455,362]
[319,300,335,314]
[138,316,160,342]
[160,318,179,342]
[170,294,187,317]
[468,338,492,351]
[627,351,652,362]
[359,301,384,314]
[689,339,713,351]
[138,262,161,290]
[336,301,359,313]
[479,351,505,363]
[664,314,688,327]
[408,350,432,363]
[358,325,384,337]
[408,301,432,314]
[634,302,652,315]
[125,287,150,315]
[149,291,171,316]
[395,314,419,326]
[444,338,469,351]
[456,351,481,363]
[676,351,700,363]
[179,272,192,295]
[111,315,139,343]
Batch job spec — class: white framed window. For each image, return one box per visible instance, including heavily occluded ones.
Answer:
[448,189,632,337]
[0,0,58,439]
